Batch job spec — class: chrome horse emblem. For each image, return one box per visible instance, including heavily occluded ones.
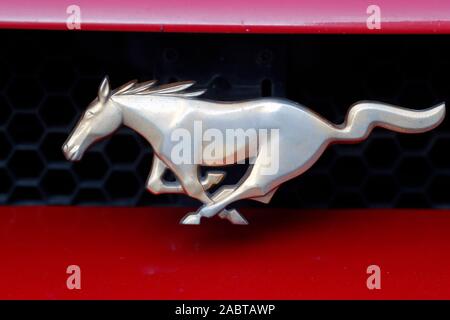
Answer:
[63,76,445,224]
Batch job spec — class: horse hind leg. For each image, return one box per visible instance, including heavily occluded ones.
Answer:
[215,186,278,225]
[175,164,246,225]
[189,135,295,222]
[196,160,286,220]
[196,141,301,220]
[187,183,277,225]
[250,187,278,204]
[213,187,248,225]
[183,186,249,225]
[197,179,267,219]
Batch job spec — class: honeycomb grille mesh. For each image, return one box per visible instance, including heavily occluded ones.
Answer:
[0,31,449,208]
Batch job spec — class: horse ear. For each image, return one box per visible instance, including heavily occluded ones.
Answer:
[98,76,111,103]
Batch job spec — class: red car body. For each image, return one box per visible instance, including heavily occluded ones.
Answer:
[0,0,449,300]
[1,0,450,33]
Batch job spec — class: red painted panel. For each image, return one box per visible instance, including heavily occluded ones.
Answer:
[0,206,449,299]
[0,0,449,33]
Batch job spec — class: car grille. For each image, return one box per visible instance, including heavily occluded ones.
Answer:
[0,30,449,208]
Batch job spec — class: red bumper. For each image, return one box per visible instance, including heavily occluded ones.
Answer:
[1,0,450,33]
[1,207,449,299]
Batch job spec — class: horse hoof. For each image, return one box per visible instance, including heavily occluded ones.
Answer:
[220,209,248,225]
[180,213,201,225]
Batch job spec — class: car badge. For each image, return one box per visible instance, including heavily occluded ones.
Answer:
[63,76,446,224]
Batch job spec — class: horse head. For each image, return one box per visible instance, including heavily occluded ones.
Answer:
[62,76,122,161]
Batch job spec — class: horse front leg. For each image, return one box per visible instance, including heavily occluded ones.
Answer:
[148,157,246,224]
[164,163,214,225]
[146,155,225,194]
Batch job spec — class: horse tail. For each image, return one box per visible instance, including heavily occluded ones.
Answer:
[332,101,445,141]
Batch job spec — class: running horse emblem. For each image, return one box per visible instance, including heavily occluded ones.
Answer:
[63,76,446,224]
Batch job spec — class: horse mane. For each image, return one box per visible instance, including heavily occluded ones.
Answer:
[112,80,206,98]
